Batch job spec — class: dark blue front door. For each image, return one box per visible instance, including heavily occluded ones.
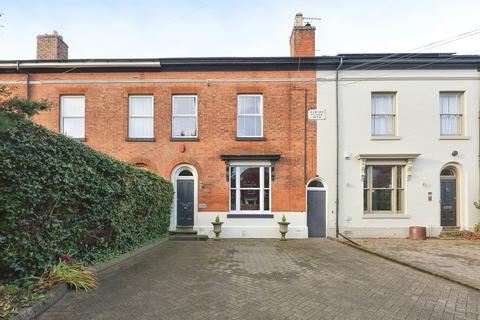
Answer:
[177,180,194,227]
[441,178,456,227]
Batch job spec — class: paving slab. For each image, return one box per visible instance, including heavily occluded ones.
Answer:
[353,239,480,291]
[39,239,480,320]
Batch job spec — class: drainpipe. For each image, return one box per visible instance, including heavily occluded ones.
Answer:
[335,57,344,238]
[25,73,30,101]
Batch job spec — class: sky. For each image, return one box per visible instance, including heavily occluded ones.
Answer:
[0,0,479,60]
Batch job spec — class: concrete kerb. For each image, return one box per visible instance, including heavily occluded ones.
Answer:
[91,237,169,274]
[11,284,68,320]
[329,237,480,292]
[10,237,169,320]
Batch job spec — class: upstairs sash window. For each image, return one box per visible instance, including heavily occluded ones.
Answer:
[60,96,85,139]
[237,95,263,138]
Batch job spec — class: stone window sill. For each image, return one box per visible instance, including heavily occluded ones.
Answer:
[370,136,401,141]
[236,137,266,141]
[74,138,87,142]
[170,137,199,142]
[362,214,411,219]
[125,138,156,142]
[439,136,470,140]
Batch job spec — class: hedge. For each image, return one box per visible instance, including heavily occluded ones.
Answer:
[0,113,174,279]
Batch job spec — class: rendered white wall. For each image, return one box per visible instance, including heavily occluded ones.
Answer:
[317,69,480,237]
[196,212,308,239]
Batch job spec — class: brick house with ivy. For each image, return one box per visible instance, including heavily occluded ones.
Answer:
[0,14,322,238]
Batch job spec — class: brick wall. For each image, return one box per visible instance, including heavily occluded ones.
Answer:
[4,70,316,213]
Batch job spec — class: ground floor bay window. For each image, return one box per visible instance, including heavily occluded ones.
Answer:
[229,166,271,213]
[363,165,405,214]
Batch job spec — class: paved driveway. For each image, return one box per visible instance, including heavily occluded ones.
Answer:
[355,239,480,291]
[40,239,480,320]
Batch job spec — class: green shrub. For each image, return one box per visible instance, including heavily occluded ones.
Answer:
[474,223,480,233]
[0,113,174,279]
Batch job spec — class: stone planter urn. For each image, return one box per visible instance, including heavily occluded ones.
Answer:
[278,215,290,241]
[211,215,223,241]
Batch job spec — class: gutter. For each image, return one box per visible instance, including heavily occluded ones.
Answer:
[0,61,162,69]
[335,56,343,238]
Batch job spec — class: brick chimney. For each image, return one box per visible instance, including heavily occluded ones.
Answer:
[36,31,68,60]
[289,13,315,57]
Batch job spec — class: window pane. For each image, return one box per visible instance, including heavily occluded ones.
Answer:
[240,167,260,188]
[230,189,236,210]
[61,97,85,116]
[264,190,270,211]
[372,115,394,135]
[440,115,461,135]
[363,171,368,188]
[173,96,196,115]
[240,190,260,210]
[396,189,403,212]
[363,190,369,211]
[396,166,403,188]
[172,117,197,137]
[237,115,261,137]
[372,166,392,188]
[238,95,261,114]
[372,190,392,211]
[63,118,85,138]
[372,94,394,114]
[440,93,461,114]
[129,117,153,138]
[230,167,236,188]
[129,96,153,116]
[264,167,270,188]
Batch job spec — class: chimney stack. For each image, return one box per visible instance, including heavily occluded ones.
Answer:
[289,13,315,57]
[36,31,68,60]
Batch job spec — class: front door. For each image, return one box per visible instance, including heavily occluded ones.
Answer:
[441,178,456,227]
[307,189,326,237]
[177,179,194,227]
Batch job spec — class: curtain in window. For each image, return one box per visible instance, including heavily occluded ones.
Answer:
[129,96,153,138]
[172,96,197,137]
[61,96,85,139]
[440,93,461,135]
[237,95,262,137]
[371,95,394,135]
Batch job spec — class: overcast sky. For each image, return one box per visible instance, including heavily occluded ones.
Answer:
[0,0,479,60]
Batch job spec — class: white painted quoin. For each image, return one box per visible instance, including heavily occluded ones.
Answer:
[317,67,480,238]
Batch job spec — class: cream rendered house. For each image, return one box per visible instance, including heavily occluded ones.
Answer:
[315,54,480,237]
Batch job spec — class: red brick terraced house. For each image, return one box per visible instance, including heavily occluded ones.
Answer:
[0,14,328,238]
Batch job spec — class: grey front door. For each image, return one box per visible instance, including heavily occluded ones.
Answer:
[307,190,326,237]
[177,180,194,227]
[441,178,456,226]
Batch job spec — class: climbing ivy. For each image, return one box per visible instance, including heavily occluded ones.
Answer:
[0,113,173,279]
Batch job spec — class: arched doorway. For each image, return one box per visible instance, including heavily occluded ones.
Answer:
[306,178,327,237]
[440,167,458,227]
[172,165,198,229]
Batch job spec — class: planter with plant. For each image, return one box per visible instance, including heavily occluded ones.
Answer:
[211,215,224,240]
[278,214,290,241]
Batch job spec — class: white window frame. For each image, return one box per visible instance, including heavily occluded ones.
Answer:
[363,165,404,214]
[371,92,396,136]
[229,166,271,214]
[128,95,154,139]
[440,92,464,136]
[171,95,198,139]
[237,94,264,138]
[60,95,85,139]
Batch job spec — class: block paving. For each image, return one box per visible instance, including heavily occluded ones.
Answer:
[39,239,480,320]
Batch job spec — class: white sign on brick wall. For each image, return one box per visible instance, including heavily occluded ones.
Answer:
[308,108,326,120]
